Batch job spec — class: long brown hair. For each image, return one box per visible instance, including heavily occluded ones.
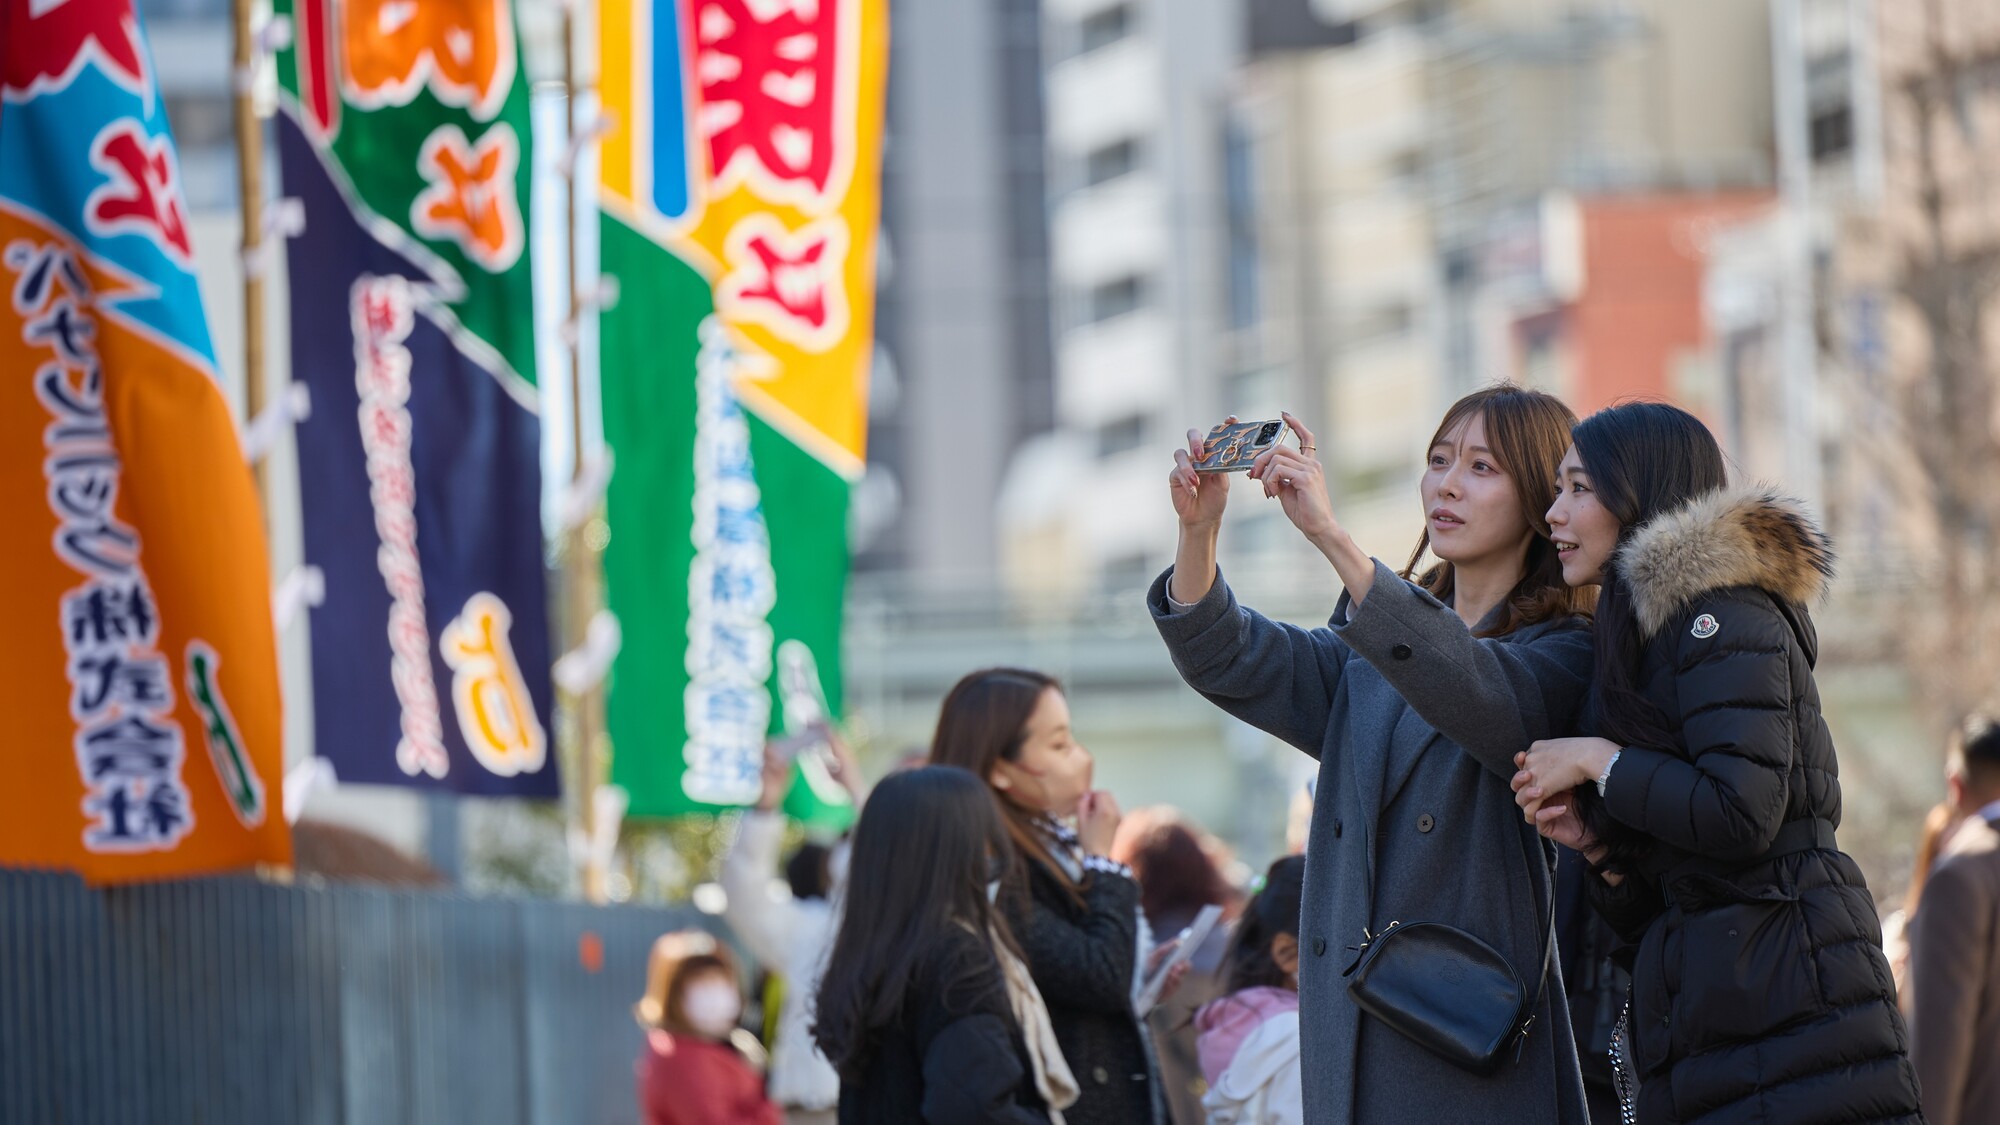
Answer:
[1401,383,1593,637]
[927,668,1082,899]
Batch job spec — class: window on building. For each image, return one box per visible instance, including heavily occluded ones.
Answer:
[1079,3,1134,55]
[1085,137,1141,186]
[1087,274,1145,323]
[1809,105,1853,161]
[1097,414,1148,457]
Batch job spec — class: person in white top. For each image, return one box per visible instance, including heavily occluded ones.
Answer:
[720,735,867,1125]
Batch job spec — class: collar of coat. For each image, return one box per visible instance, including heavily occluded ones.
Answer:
[1618,484,1835,639]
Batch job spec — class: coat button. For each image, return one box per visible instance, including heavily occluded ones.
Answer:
[1313,937,1327,956]
[1092,1066,1109,1085]
[1334,818,1343,838]
[1391,643,1414,660]
[1417,814,1435,833]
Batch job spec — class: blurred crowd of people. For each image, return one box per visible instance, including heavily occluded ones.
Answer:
[626,389,1994,1124]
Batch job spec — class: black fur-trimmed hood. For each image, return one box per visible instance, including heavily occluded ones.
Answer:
[1619,486,1836,638]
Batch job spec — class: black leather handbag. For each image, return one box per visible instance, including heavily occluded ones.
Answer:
[1342,818,1557,1075]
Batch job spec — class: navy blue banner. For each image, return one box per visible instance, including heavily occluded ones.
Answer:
[280,116,558,797]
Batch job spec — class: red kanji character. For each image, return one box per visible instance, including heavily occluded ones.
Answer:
[410,124,523,271]
[694,0,845,202]
[2,0,147,97]
[83,121,192,264]
[716,215,850,348]
[340,0,514,120]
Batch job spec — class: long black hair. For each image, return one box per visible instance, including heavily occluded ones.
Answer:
[1569,402,1728,865]
[1222,855,1307,993]
[811,766,1022,1080]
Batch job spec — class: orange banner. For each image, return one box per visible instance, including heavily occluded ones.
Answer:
[0,0,289,882]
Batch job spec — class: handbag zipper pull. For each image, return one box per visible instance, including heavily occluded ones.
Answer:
[1513,1013,1537,1064]
[1341,920,1398,977]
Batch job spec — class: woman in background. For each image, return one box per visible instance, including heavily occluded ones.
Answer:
[930,669,1169,1125]
[813,765,1074,1125]
[1113,808,1242,1125]
[1195,855,1308,1125]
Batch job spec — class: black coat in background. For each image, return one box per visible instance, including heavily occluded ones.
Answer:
[1005,855,1164,1125]
[837,928,1052,1125]
[1587,487,1923,1124]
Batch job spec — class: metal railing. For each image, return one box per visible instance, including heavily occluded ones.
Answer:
[0,868,710,1125]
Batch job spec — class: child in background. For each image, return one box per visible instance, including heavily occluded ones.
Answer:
[634,931,782,1125]
[1195,856,1306,1125]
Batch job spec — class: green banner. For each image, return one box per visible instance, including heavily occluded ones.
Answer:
[594,0,886,828]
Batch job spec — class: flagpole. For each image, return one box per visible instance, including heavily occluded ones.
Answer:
[232,0,268,503]
[562,0,610,905]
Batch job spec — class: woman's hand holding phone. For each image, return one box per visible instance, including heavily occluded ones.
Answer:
[1170,418,1233,531]
[1247,412,1338,544]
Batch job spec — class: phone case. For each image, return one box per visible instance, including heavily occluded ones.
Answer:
[1194,419,1289,472]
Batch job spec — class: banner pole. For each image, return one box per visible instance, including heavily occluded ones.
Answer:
[563,0,610,905]
[233,0,268,508]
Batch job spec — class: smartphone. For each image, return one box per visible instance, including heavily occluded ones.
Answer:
[1194,418,1289,473]
[768,722,832,762]
[1135,902,1225,1014]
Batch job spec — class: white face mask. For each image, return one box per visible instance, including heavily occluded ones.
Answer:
[680,980,743,1039]
[986,879,1001,904]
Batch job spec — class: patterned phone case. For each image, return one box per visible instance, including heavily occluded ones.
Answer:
[1194,419,1288,472]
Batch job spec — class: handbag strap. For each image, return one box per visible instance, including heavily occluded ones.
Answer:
[1356,804,1558,1031]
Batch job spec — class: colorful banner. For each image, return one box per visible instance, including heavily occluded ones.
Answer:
[0,0,290,881]
[273,0,557,796]
[597,0,886,826]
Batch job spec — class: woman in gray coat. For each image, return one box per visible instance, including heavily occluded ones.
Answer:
[1151,386,1596,1124]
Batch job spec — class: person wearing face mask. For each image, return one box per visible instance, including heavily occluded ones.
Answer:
[929,669,1174,1125]
[635,931,782,1125]
[1152,387,1595,1124]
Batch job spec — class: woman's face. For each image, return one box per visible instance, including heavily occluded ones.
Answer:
[989,688,1094,817]
[1421,412,1535,571]
[1545,444,1622,587]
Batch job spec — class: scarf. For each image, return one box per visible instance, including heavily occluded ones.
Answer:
[995,928,1081,1122]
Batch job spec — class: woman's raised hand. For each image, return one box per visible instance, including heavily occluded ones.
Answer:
[1248,412,1338,545]
[1077,790,1123,858]
[1170,419,1233,530]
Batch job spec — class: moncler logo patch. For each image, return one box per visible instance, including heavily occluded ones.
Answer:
[1691,613,1720,639]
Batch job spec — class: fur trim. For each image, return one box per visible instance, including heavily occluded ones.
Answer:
[1619,486,1836,638]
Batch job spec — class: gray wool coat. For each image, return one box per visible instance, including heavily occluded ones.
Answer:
[1150,561,1594,1125]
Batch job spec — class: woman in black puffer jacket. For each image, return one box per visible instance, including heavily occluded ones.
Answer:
[1514,403,1923,1124]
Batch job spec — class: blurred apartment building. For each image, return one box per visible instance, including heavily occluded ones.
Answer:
[991,0,1816,601]
[857,0,1059,590]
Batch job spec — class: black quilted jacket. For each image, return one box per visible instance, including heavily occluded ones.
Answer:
[1004,856,1165,1125]
[1588,488,1923,1124]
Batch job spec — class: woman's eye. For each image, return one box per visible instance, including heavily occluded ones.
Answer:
[1429,456,1447,468]
[1473,461,1493,473]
